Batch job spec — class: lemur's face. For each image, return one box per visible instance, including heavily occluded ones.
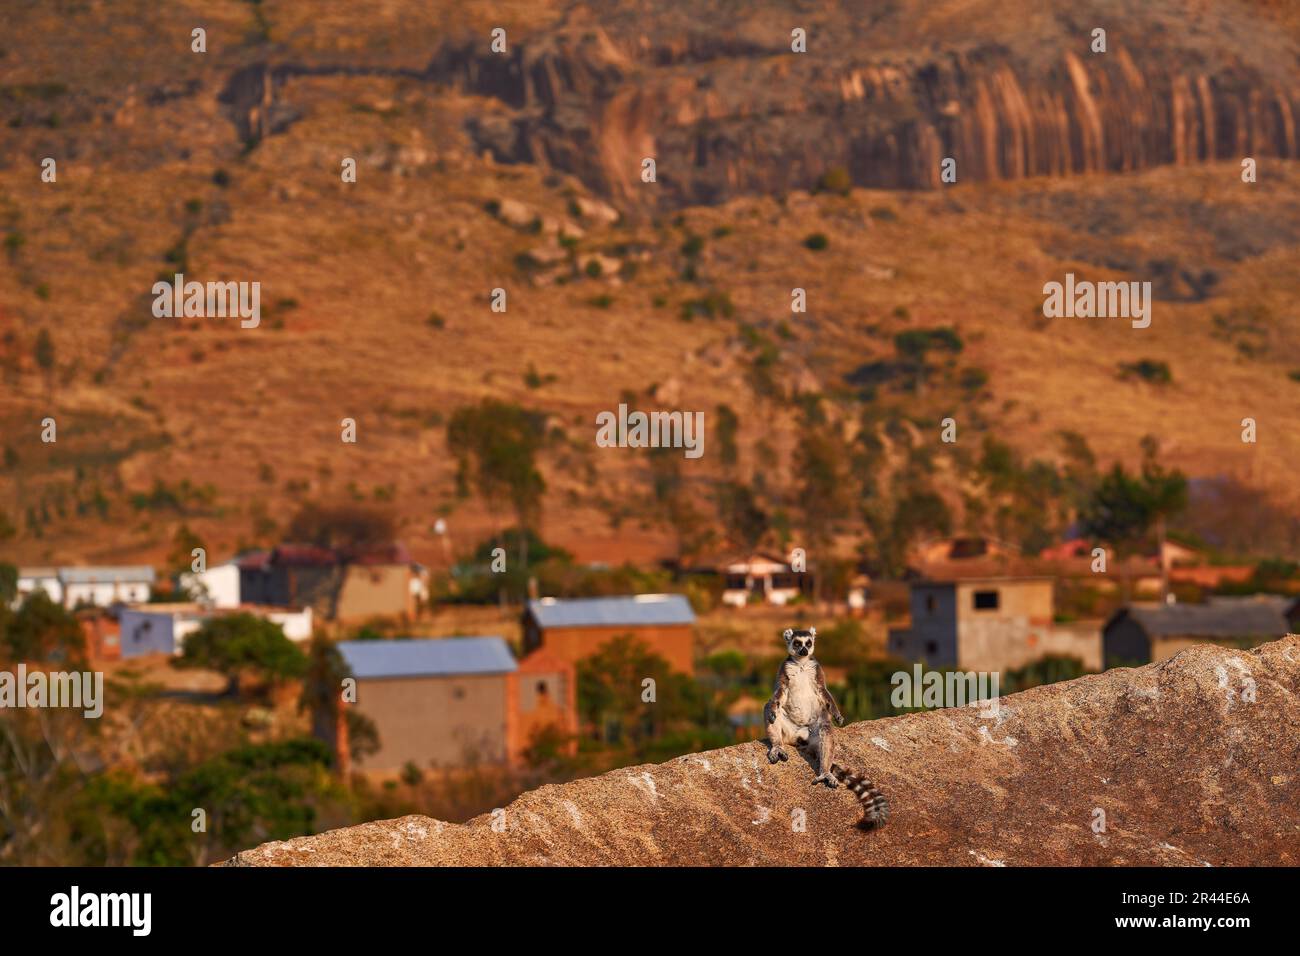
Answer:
[783,627,816,659]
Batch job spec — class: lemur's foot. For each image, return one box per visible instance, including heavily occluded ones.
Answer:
[768,747,788,764]
[812,772,839,788]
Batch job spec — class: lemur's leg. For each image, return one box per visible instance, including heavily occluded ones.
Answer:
[765,708,793,763]
[809,717,838,787]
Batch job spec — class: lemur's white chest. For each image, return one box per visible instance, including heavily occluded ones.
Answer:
[783,660,822,726]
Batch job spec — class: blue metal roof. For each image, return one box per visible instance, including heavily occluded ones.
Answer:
[526,594,696,629]
[338,637,516,679]
[58,566,156,584]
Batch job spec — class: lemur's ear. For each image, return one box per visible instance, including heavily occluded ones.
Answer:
[809,626,817,637]
[782,628,793,639]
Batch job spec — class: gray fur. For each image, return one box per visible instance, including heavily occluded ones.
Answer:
[763,627,842,786]
[765,626,891,827]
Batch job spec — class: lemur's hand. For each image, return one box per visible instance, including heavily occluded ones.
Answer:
[834,712,845,726]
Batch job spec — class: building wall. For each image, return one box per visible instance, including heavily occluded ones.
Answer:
[264,607,313,641]
[180,564,240,608]
[526,623,695,674]
[80,615,121,662]
[353,672,510,770]
[118,610,178,658]
[65,581,151,608]
[16,574,62,607]
[242,565,340,615]
[1102,618,1153,667]
[336,565,411,622]
[957,619,1102,672]
[955,580,1053,623]
[507,656,578,764]
[890,584,960,666]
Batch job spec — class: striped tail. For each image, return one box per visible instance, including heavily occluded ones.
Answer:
[830,763,890,829]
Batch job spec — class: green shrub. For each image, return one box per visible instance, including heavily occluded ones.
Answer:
[1118,359,1172,385]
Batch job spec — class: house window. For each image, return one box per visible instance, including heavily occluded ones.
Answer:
[925,595,937,614]
[925,641,938,655]
[973,590,1000,611]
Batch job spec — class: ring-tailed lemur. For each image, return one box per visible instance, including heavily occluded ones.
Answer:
[764,627,890,829]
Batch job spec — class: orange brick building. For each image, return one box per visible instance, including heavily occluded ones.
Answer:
[522,594,697,675]
[334,637,577,773]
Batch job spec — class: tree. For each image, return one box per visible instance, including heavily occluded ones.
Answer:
[714,404,740,469]
[868,487,951,577]
[714,481,768,551]
[298,635,379,765]
[1140,460,1189,600]
[287,502,396,553]
[893,326,963,393]
[0,591,84,664]
[0,563,16,604]
[176,613,307,696]
[34,328,55,391]
[85,738,344,866]
[1079,464,1150,555]
[1079,460,1188,598]
[792,429,853,598]
[576,635,700,750]
[447,400,547,572]
[167,524,204,580]
[646,446,710,561]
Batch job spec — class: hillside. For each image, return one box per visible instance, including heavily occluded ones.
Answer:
[224,635,1300,865]
[2,0,1300,568]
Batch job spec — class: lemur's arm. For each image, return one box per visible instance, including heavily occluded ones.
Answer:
[769,664,791,714]
[815,664,844,725]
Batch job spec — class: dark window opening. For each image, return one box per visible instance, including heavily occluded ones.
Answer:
[973,590,1000,611]
[925,595,937,614]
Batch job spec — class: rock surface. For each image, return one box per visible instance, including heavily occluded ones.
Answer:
[226,636,1300,866]
[432,0,1300,209]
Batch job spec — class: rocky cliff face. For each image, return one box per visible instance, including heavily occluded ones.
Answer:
[226,635,1300,866]
[432,0,1300,209]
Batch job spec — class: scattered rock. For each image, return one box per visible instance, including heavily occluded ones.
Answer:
[520,243,568,268]
[573,196,621,226]
[493,198,534,228]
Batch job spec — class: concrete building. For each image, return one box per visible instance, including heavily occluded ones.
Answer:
[522,593,697,674]
[15,566,154,609]
[117,603,313,659]
[60,566,155,608]
[1103,595,1300,666]
[178,562,241,608]
[238,544,418,622]
[889,576,1102,672]
[337,637,577,772]
[716,553,807,607]
[77,609,122,662]
[15,567,62,607]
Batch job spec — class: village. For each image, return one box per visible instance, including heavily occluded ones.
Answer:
[6,527,1294,788]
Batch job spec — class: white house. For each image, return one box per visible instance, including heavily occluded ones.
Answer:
[15,567,63,607]
[118,603,314,659]
[178,562,241,608]
[15,566,154,609]
[60,566,155,608]
[720,553,805,608]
